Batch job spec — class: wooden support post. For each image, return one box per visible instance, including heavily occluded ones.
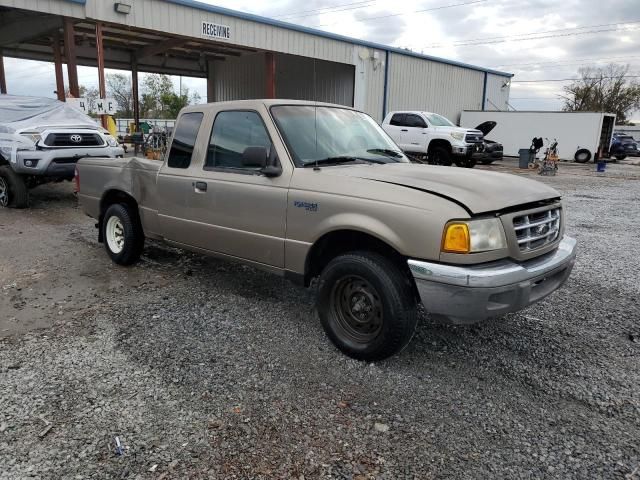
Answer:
[0,51,7,94]
[265,52,276,99]
[52,34,65,101]
[95,22,107,129]
[63,18,79,98]
[131,53,140,155]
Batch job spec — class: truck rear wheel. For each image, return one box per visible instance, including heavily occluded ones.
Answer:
[0,166,28,208]
[102,203,144,265]
[317,251,418,361]
[429,146,453,166]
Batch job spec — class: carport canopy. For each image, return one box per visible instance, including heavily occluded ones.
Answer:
[0,5,289,127]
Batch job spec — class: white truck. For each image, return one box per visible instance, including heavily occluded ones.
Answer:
[460,110,616,163]
[0,95,124,208]
[381,111,485,168]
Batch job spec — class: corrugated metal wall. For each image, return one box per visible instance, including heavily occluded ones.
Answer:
[386,53,485,123]
[484,73,511,111]
[211,53,355,107]
[275,54,354,107]
[82,0,354,65]
[210,53,266,101]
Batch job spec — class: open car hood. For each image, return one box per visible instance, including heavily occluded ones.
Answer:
[474,121,497,136]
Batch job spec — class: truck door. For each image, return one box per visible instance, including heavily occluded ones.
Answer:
[183,109,290,268]
[156,111,208,245]
[403,113,428,150]
[385,113,408,150]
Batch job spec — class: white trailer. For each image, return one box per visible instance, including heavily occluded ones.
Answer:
[460,111,616,162]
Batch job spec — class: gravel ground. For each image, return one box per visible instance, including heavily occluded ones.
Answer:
[1,160,639,479]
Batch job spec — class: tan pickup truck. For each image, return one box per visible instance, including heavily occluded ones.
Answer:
[76,100,576,361]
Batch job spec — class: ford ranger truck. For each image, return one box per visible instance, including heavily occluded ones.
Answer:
[382,111,484,168]
[76,100,576,361]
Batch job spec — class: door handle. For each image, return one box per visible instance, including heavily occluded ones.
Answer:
[194,181,207,192]
[401,129,408,132]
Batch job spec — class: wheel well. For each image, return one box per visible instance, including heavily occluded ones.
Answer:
[428,139,452,153]
[0,154,8,166]
[304,230,416,293]
[99,190,140,242]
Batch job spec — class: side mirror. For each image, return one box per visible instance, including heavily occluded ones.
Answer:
[242,146,268,168]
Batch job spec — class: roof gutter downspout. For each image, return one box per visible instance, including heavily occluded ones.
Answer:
[482,72,488,111]
[382,50,390,120]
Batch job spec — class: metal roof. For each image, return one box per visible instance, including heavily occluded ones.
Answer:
[62,0,513,78]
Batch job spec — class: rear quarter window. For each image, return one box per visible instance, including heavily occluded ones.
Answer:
[167,112,204,169]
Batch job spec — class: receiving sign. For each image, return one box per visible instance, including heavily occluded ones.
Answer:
[201,21,231,40]
[95,98,118,115]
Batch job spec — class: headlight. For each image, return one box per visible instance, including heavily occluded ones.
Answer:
[450,132,465,141]
[442,218,507,253]
[105,135,118,147]
[20,132,42,144]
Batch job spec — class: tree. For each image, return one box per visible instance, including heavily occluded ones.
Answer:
[561,64,640,124]
[106,73,133,118]
[139,74,201,119]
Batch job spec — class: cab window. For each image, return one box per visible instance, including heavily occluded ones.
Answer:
[167,112,203,169]
[404,114,427,128]
[390,113,405,126]
[206,111,272,170]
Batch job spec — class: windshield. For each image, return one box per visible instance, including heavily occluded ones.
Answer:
[424,113,454,127]
[270,105,408,167]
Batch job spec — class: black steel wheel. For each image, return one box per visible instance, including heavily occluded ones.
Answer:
[429,146,453,166]
[330,275,384,344]
[317,251,418,361]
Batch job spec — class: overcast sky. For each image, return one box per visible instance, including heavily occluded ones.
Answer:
[4,0,639,119]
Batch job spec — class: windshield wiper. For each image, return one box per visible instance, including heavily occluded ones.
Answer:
[367,148,403,158]
[302,156,384,167]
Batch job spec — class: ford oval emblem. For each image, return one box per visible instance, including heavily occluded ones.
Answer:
[70,134,82,143]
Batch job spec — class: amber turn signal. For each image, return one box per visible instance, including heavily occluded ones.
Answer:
[442,223,470,253]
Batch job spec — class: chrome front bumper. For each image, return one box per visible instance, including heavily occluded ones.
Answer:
[408,236,577,324]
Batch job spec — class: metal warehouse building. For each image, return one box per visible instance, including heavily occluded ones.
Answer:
[0,0,513,123]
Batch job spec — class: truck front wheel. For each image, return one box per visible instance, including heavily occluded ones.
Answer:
[429,146,453,166]
[0,166,28,208]
[317,251,418,361]
[102,203,144,265]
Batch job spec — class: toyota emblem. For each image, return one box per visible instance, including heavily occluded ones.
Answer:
[70,134,82,143]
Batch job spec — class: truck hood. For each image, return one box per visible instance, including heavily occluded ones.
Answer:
[331,163,560,214]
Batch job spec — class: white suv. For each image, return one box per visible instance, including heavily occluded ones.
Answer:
[382,111,484,168]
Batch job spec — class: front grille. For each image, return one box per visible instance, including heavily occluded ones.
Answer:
[44,133,104,147]
[513,208,561,252]
[465,133,483,143]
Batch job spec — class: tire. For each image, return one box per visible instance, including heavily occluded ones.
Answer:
[0,165,28,208]
[429,146,453,166]
[574,149,592,163]
[615,155,626,161]
[102,203,144,265]
[317,251,418,361]
[480,158,494,165]
[455,157,477,168]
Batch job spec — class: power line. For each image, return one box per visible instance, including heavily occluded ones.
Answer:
[512,75,640,83]
[425,19,640,48]
[275,1,376,20]
[311,0,489,27]
[491,55,640,68]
